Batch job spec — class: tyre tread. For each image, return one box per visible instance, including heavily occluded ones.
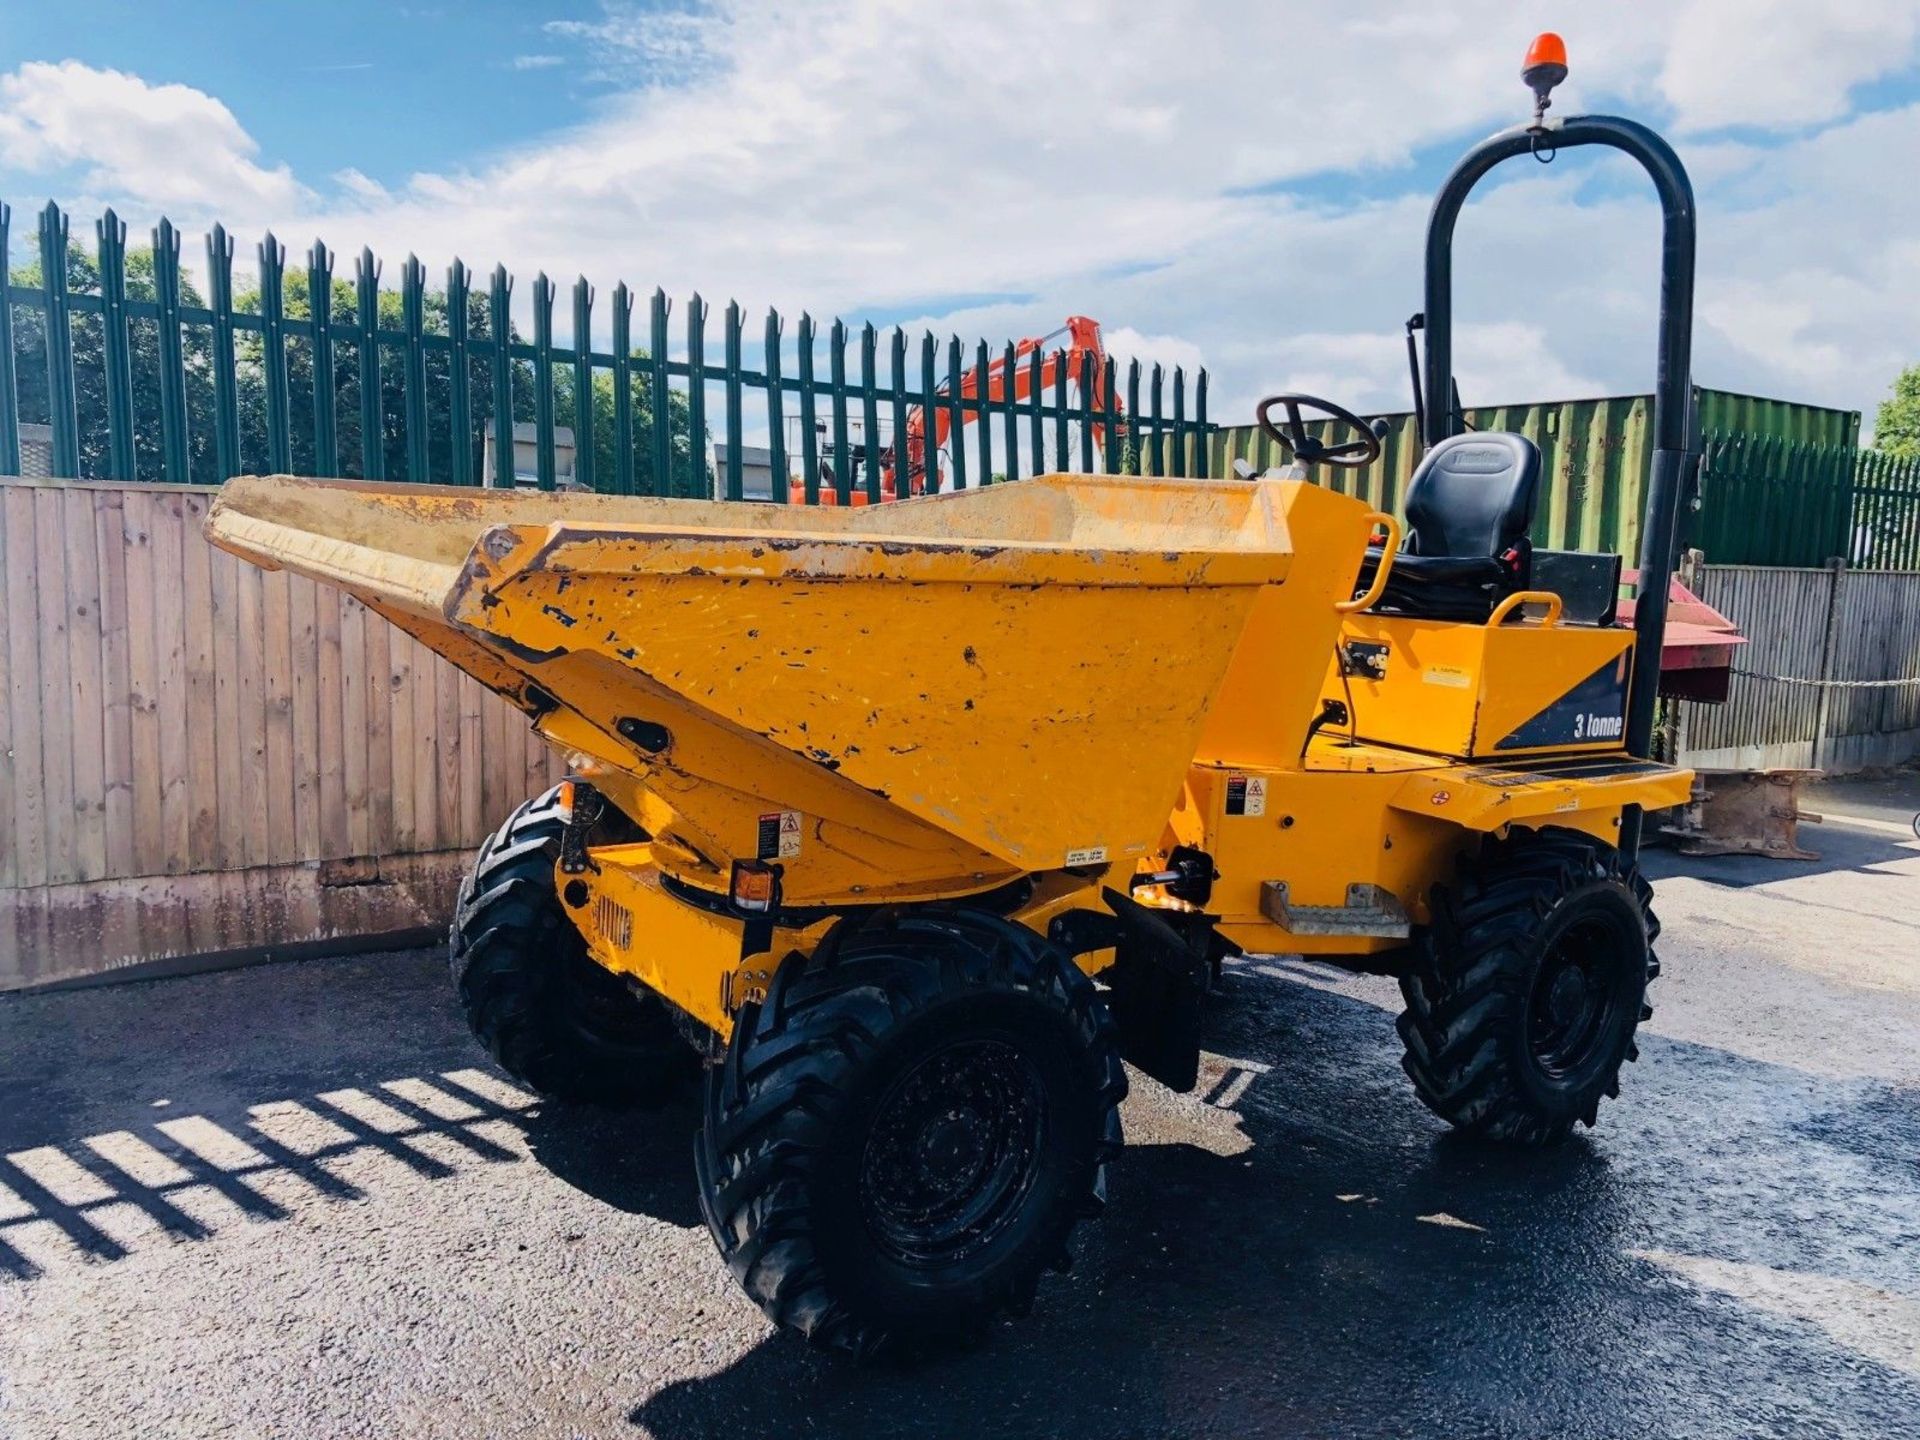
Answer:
[449,786,695,1107]
[1397,826,1659,1145]
[696,908,1125,1357]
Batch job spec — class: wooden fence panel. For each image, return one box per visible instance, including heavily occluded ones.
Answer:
[15,480,1911,991]
[122,488,164,878]
[1682,567,1829,759]
[1,476,563,989]
[1832,570,1920,741]
[94,488,136,879]
[0,491,14,890]
[1682,563,1920,772]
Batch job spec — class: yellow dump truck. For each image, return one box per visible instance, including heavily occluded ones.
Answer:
[209,49,1702,1356]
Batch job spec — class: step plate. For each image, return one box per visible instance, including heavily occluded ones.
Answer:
[1261,881,1410,939]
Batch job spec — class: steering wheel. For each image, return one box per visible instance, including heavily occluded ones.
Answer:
[1254,393,1383,470]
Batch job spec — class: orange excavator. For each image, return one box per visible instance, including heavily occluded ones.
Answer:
[790,316,1122,504]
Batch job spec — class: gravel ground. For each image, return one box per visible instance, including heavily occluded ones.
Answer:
[3,817,1918,1440]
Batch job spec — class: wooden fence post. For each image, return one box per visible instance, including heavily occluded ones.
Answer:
[1809,556,1847,772]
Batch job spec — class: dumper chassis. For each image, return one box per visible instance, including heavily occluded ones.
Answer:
[211,47,1703,1357]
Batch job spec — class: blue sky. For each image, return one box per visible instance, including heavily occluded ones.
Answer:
[5,1,1920,428]
[0,1,619,185]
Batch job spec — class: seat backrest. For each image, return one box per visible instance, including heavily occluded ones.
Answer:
[1403,432,1540,558]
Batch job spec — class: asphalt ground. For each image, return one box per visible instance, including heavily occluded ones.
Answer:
[3,813,1918,1439]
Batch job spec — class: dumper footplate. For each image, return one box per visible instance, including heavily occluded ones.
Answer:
[1389,751,1693,832]
[1458,755,1675,786]
[1261,881,1410,939]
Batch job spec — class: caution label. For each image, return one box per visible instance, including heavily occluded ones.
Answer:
[1224,773,1267,817]
[757,810,803,860]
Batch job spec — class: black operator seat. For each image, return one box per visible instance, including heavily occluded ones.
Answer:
[1355,432,1541,622]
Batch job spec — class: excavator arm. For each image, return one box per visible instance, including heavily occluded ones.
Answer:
[794,316,1124,504]
[903,316,1120,495]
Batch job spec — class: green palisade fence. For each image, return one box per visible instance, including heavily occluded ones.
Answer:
[1694,433,1854,567]
[1209,387,1874,569]
[1,199,1211,496]
[7,191,1906,559]
[1850,447,1920,571]
[1695,434,1920,570]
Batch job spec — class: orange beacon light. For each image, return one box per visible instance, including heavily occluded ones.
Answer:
[1523,32,1569,126]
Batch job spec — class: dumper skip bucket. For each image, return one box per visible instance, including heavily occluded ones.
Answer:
[208,474,1296,902]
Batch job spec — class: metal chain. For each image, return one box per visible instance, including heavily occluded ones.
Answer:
[1729,668,1920,690]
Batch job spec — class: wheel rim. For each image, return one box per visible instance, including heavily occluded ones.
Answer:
[860,1039,1047,1269]
[1526,912,1637,1082]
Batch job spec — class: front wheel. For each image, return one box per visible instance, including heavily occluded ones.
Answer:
[695,909,1127,1357]
[1397,826,1659,1146]
[450,786,697,1106]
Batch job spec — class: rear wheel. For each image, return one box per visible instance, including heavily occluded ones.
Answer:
[1397,826,1658,1146]
[450,786,697,1106]
[695,908,1126,1357]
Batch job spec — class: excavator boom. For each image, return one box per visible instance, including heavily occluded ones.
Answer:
[792,315,1124,504]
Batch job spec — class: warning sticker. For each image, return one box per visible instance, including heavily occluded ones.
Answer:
[1064,846,1108,867]
[1423,666,1471,689]
[1224,773,1267,817]
[757,810,803,860]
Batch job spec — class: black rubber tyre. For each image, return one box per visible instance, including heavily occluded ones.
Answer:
[695,908,1127,1357]
[450,786,697,1106]
[1397,825,1660,1146]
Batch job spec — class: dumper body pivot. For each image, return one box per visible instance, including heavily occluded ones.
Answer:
[207,41,1701,1357]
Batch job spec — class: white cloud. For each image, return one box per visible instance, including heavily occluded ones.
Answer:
[546,3,724,71]
[7,2,1635,301]
[1,2,1916,430]
[332,168,391,204]
[1101,327,1206,379]
[1224,322,1605,419]
[1660,0,1920,132]
[0,60,309,219]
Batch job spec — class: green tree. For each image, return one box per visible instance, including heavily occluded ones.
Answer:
[555,366,707,496]
[8,244,219,482]
[1873,364,1920,457]
[230,266,708,493]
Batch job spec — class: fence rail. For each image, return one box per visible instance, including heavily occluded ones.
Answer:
[2,199,1212,499]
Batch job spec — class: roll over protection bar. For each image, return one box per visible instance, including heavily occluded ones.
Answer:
[1420,114,1697,858]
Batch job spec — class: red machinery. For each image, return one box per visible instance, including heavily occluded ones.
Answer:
[1618,567,1745,703]
[790,316,1122,505]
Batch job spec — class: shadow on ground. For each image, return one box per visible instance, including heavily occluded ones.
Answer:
[0,950,705,1280]
[4,914,1918,1438]
[1640,814,1918,888]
